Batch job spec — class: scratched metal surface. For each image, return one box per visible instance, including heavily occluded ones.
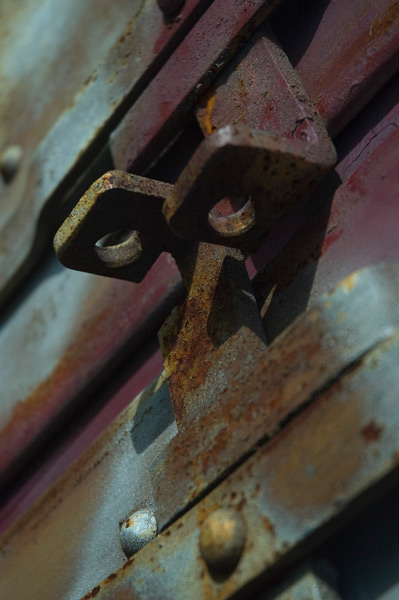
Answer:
[271,0,399,136]
[0,0,140,160]
[0,0,216,489]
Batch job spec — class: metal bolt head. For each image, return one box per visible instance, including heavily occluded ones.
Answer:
[0,145,23,182]
[120,509,158,557]
[199,508,246,572]
[157,0,185,15]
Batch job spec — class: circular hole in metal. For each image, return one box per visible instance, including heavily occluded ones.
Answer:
[95,230,142,268]
[95,229,134,248]
[207,196,255,236]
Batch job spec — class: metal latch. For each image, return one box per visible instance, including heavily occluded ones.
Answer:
[52,24,337,439]
[54,119,335,427]
[54,30,336,428]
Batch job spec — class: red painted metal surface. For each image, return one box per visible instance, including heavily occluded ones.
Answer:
[273,0,399,136]
[253,101,399,339]
[111,0,282,173]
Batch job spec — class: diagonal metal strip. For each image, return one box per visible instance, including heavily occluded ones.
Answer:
[77,328,399,600]
[252,122,399,342]
[152,263,399,530]
[272,0,399,137]
[111,0,283,174]
[1,263,398,600]
[0,0,213,308]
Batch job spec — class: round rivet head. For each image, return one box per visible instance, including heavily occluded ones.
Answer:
[120,509,158,557]
[199,508,246,572]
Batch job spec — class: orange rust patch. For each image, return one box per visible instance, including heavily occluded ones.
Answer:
[159,244,247,426]
[237,75,247,97]
[0,268,156,475]
[82,585,101,599]
[370,2,399,37]
[0,300,110,470]
[196,89,216,136]
[262,516,275,536]
[361,421,383,443]
[340,271,359,293]
[122,558,134,570]
[265,390,364,513]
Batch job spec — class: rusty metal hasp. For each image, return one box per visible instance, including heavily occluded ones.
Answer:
[54,35,336,427]
[54,123,334,428]
[54,123,335,276]
[54,166,269,427]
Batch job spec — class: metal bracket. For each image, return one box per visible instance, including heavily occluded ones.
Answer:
[54,38,336,425]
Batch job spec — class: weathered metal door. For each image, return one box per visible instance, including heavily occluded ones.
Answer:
[0,1,399,598]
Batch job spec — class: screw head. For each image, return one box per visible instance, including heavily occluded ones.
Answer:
[157,0,185,15]
[120,509,158,557]
[199,508,246,572]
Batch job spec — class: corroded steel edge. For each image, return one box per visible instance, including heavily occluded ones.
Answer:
[1,263,398,600]
[79,329,399,599]
[153,262,399,529]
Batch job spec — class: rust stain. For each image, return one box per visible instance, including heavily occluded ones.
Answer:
[122,558,134,571]
[200,426,230,475]
[0,300,110,471]
[262,516,275,536]
[159,243,250,426]
[0,234,178,478]
[369,2,399,38]
[316,1,399,109]
[159,298,215,425]
[196,89,217,136]
[82,585,101,599]
[340,271,359,293]
[266,389,364,513]
[155,299,347,523]
[361,420,383,443]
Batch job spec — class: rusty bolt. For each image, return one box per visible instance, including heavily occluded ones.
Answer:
[120,509,158,557]
[157,0,185,15]
[199,508,246,572]
[0,145,23,182]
